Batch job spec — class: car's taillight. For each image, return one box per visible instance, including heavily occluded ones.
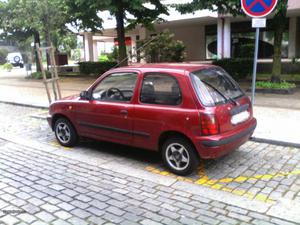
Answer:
[200,113,219,136]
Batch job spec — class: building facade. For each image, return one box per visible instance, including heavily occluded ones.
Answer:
[81,0,300,63]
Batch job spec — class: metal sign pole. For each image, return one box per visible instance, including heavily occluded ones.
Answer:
[251,27,260,105]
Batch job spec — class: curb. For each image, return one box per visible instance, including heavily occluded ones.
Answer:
[251,137,300,148]
[0,100,48,110]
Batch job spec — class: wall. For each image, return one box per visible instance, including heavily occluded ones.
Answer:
[155,24,206,61]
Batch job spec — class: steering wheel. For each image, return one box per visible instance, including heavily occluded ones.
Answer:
[106,88,125,100]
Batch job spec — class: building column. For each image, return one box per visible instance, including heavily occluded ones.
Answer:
[139,27,148,63]
[84,32,94,61]
[93,41,98,62]
[131,36,137,63]
[289,17,297,59]
[217,18,231,59]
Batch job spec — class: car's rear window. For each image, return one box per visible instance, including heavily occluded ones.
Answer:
[190,67,244,107]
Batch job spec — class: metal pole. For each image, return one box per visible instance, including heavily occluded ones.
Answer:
[251,28,260,105]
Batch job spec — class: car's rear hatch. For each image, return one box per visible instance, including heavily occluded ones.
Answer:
[190,67,253,134]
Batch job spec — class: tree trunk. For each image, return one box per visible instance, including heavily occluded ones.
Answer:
[271,1,288,83]
[115,2,128,67]
[33,31,41,72]
[271,19,285,83]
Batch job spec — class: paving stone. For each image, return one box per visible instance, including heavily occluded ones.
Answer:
[54,211,72,220]
[17,214,37,224]
[75,194,92,203]
[90,200,108,210]
[52,219,71,225]
[31,221,49,225]
[102,212,124,224]
[140,219,162,225]
[35,211,56,223]
[106,206,125,216]
[67,217,89,225]
[226,206,248,215]
[70,208,91,219]
[57,202,75,211]
[41,204,59,213]
[70,200,89,210]
[87,216,106,225]
[228,212,252,223]
[0,214,20,225]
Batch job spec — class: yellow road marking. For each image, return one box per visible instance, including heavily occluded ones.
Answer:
[145,162,300,204]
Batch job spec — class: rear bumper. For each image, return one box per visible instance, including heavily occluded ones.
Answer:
[195,118,257,159]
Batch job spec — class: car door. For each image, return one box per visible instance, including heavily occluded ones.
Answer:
[75,71,139,145]
[132,72,185,150]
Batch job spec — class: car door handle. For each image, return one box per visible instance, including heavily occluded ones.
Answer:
[120,110,128,115]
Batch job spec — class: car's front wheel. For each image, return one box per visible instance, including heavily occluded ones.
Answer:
[162,137,199,176]
[54,118,78,147]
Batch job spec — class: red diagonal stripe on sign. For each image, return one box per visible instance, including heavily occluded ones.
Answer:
[248,0,269,10]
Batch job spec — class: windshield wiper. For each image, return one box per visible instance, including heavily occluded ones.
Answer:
[201,80,238,106]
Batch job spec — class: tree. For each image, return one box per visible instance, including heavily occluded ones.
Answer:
[175,0,289,83]
[138,30,186,63]
[66,0,168,66]
[0,0,74,70]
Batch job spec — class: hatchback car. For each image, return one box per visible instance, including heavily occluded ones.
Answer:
[47,64,257,175]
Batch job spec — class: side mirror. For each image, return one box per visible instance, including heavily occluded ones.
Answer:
[80,91,90,100]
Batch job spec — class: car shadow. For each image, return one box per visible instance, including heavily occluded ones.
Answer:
[77,138,162,165]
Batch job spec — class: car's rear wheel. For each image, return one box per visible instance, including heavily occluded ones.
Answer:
[162,137,199,176]
[54,118,78,147]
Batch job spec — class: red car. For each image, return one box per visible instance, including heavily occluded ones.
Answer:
[47,64,256,175]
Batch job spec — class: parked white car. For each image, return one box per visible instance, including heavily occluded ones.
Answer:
[6,52,24,68]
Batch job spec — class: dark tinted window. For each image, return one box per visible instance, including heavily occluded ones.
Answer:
[190,67,244,106]
[140,73,182,106]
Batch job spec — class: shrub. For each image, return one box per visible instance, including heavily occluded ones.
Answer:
[78,61,117,75]
[256,81,296,89]
[0,49,8,65]
[98,54,109,62]
[3,63,13,71]
[213,58,253,80]
[236,44,255,58]
[138,30,186,63]
[30,71,52,79]
[107,47,119,62]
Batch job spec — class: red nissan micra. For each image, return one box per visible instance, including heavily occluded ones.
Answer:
[47,64,256,175]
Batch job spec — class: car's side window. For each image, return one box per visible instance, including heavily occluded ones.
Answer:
[140,73,182,106]
[92,72,138,102]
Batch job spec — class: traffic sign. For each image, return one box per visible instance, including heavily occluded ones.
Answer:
[241,0,278,18]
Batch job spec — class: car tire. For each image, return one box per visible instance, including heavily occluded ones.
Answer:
[19,64,24,68]
[54,118,78,147]
[161,137,199,176]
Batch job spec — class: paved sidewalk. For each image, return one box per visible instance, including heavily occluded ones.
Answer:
[0,69,299,146]
[1,103,300,224]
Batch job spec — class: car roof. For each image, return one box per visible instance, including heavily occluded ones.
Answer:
[112,63,216,75]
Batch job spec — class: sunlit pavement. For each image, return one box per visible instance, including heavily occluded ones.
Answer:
[0,103,300,224]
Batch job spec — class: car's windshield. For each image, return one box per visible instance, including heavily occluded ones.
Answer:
[190,67,244,106]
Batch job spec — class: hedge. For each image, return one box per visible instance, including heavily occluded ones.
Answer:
[213,58,253,80]
[78,61,117,75]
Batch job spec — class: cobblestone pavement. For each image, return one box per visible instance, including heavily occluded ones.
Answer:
[0,103,300,224]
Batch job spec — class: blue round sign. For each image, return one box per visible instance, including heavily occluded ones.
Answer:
[241,0,278,18]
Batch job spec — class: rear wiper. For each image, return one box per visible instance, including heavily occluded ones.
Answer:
[201,80,238,106]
